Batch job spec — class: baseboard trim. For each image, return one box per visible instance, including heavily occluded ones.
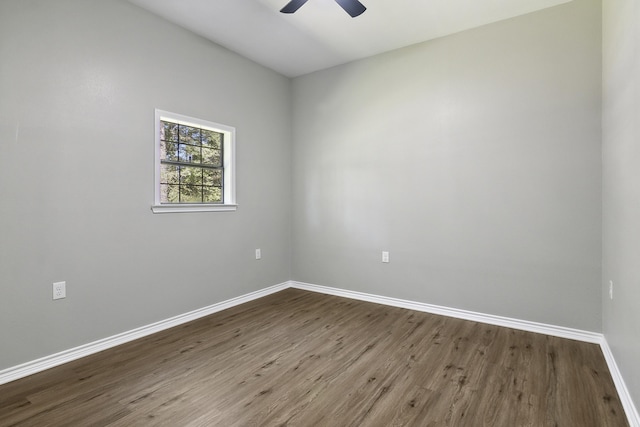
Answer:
[0,282,289,386]
[290,280,639,427]
[290,281,602,343]
[1,280,637,426]
[600,338,640,427]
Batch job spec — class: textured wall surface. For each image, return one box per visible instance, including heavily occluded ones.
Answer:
[291,0,602,331]
[602,0,640,413]
[0,0,292,370]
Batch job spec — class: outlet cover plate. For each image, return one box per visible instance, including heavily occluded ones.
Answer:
[53,281,66,300]
[609,280,613,300]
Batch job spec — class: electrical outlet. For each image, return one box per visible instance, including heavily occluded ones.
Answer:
[382,251,390,263]
[53,281,66,300]
[609,280,613,300]
[255,248,261,260]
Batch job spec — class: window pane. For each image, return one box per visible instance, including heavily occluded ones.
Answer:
[180,184,202,203]
[178,144,202,163]
[180,165,203,185]
[160,184,180,203]
[203,169,223,187]
[179,125,201,146]
[186,144,202,163]
[160,141,179,161]
[202,147,221,166]
[160,164,180,184]
[202,130,222,149]
[161,121,178,142]
[188,127,202,145]
[203,186,222,203]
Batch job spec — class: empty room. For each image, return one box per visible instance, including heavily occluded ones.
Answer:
[0,0,638,425]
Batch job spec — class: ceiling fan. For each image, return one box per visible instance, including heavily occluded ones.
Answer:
[280,0,367,17]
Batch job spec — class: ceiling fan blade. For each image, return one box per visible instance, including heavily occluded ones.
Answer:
[334,0,366,17]
[280,0,310,13]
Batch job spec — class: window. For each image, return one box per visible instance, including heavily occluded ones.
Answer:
[152,110,236,213]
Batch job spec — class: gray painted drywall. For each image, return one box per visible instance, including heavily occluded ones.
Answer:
[602,0,640,411]
[291,0,602,331]
[0,0,619,386]
[0,0,292,370]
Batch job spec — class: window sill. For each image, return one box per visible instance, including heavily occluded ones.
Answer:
[151,204,237,214]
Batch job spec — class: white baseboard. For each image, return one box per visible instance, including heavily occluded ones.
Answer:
[290,280,639,427]
[1,280,637,426]
[0,282,289,386]
[290,281,603,343]
[600,338,640,427]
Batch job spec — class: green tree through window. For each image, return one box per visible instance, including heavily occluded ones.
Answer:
[159,120,224,203]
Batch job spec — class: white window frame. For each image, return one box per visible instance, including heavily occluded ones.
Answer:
[151,109,237,213]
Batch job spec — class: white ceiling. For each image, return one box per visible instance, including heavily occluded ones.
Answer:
[127,0,572,77]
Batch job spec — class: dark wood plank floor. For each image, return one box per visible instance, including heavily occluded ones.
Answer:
[0,289,628,426]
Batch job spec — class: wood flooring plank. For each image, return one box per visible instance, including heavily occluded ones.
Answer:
[0,289,629,426]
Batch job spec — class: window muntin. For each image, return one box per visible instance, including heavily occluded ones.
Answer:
[153,110,236,213]
[159,120,223,204]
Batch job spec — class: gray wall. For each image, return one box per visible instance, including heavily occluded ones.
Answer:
[0,0,292,370]
[0,0,620,385]
[291,0,602,331]
[603,0,640,411]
